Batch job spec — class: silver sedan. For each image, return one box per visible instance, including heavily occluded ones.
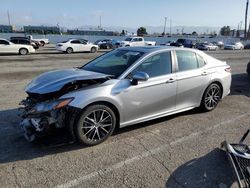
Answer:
[20,46,232,145]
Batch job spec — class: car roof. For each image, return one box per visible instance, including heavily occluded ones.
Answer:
[118,46,198,53]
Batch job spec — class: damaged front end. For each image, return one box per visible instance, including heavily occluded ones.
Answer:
[19,97,74,142]
[19,68,112,142]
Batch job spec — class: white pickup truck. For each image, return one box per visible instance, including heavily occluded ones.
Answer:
[26,35,50,46]
[120,37,156,47]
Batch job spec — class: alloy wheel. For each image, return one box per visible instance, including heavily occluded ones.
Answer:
[204,84,221,110]
[82,110,113,142]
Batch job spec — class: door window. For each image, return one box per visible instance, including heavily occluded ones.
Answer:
[0,40,9,45]
[176,51,199,71]
[132,52,172,78]
[71,40,81,44]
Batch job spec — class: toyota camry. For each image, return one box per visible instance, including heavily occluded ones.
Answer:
[20,46,231,145]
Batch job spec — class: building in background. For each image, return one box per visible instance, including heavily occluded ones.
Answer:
[67,29,114,36]
[0,25,14,33]
[24,26,60,34]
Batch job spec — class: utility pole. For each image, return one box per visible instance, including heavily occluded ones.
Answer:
[244,0,249,40]
[170,19,172,35]
[7,10,11,26]
[163,17,168,36]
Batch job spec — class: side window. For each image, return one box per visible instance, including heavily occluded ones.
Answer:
[0,40,9,45]
[176,51,198,72]
[71,40,81,44]
[196,54,206,67]
[138,38,143,41]
[132,52,172,78]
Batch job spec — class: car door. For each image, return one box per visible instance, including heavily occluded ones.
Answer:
[174,50,211,110]
[79,39,90,52]
[0,39,13,53]
[70,40,81,52]
[120,51,177,123]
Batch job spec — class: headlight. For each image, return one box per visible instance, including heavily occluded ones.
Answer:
[29,98,74,114]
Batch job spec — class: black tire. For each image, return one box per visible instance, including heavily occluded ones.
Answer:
[40,41,45,46]
[200,83,222,112]
[19,48,28,55]
[90,47,97,53]
[66,47,73,54]
[75,104,116,146]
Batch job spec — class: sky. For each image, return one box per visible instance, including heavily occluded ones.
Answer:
[0,0,248,31]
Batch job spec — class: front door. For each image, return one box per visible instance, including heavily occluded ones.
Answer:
[120,51,177,124]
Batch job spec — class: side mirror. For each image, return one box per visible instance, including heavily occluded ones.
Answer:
[131,71,149,85]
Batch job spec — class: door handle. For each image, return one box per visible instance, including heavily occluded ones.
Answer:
[166,78,176,83]
[201,71,208,76]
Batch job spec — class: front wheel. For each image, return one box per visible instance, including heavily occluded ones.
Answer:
[200,83,222,111]
[19,48,28,55]
[75,104,116,146]
[90,47,97,53]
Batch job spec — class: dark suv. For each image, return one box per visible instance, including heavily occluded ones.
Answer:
[10,37,39,49]
[170,38,197,48]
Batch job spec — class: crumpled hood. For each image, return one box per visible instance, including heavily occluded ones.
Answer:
[25,68,111,94]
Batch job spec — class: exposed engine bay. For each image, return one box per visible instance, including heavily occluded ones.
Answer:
[19,76,110,142]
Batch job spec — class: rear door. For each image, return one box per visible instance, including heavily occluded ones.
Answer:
[70,40,81,52]
[174,50,211,110]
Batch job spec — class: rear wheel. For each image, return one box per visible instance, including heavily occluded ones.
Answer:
[200,83,222,111]
[19,48,28,55]
[90,47,97,53]
[66,47,73,54]
[75,104,116,146]
[40,41,45,46]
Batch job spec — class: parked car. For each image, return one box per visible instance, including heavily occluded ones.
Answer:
[56,39,99,53]
[247,61,250,77]
[244,43,250,49]
[0,38,35,55]
[212,41,224,49]
[26,35,49,46]
[20,46,231,145]
[120,37,156,47]
[160,40,175,46]
[95,39,114,49]
[224,42,244,50]
[170,39,197,48]
[10,37,39,49]
[197,42,219,51]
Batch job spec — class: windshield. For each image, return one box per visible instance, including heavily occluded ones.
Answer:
[82,49,144,78]
[125,38,133,41]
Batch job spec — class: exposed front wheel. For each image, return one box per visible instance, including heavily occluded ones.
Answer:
[19,48,28,55]
[200,83,222,111]
[66,47,73,54]
[75,104,116,146]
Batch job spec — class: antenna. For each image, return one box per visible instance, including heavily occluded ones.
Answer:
[7,10,11,25]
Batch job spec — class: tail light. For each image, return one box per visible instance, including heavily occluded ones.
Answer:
[225,67,232,73]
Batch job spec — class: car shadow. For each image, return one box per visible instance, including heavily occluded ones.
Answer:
[165,148,236,188]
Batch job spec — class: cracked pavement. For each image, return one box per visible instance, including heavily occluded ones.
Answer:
[0,46,250,187]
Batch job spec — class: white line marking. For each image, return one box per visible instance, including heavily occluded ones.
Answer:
[55,112,250,188]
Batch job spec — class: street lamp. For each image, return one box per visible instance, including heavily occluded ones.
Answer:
[244,0,249,39]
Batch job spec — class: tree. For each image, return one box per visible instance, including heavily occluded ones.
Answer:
[137,27,147,36]
[192,31,198,35]
[220,26,231,36]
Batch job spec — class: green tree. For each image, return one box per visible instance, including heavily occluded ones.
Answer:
[220,26,231,36]
[137,27,147,36]
[192,31,198,35]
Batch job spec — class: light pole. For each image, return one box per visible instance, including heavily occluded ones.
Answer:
[163,17,168,36]
[244,0,249,39]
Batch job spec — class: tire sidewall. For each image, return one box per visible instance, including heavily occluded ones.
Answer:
[19,48,28,55]
[66,47,73,54]
[91,47,97,53]
[201,83,221,111]
[75,104,116,146]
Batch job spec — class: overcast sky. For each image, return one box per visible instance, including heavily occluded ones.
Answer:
[0,0,248,29]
